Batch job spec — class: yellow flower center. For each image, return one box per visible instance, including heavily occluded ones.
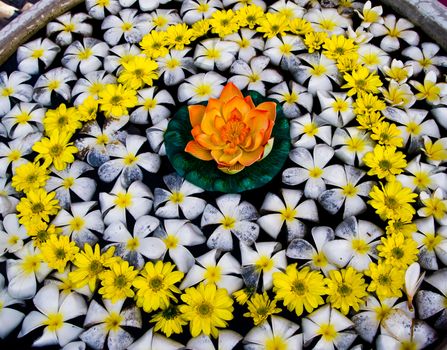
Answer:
[221,216,236,229]
[62,177,75,189]
[21,255,41,274]
[69,217,85,231]
[279,43,293,55]
[195,84,212,97]
[166,58,180,69]
[114,192,132,208]
[238,38,250,48]
[310,64,327,76]
[104,312,123,332]
[248,73,261,83]
[197,3,210,13]
[309,167,323,179]
[97,0,110,6]
[163,235,179,249]
[400,341,417,350]
[255,255,274,272]
[332,98,349,112]
[16,111,31,123]
[1,87,14,96]
[63,23,76,32]
[388,27,401,38]
[197,301,214,317]
[347,136,365,152]
[48,80,60,91]
[31,202,45,214]
[121,22,133,32]
[406,121,421,135]
[123,153,138,166]
[89,82,104,95]
[318,323,337,341]
[292,279,307,295]
[126,237,140,251]
[89,259,103,274]
[114,274,128,288]
[220,115,251,148]
[424,198,447,219]
[265,336,287,350]
[149,276,164,291]
[78,48,93,60]
[419,57,432,68]
[351,238,370,254]
[413,171,430,189]
[7,149,21,161]
[374,305,391,321]
[303,122,318,136]
[422,233,442,251]
[284,92,298,104]
[280,206,296,221]
[342,183,358,197]
[362,53,380,66]
[338,283,352,296]
[312,252,328,267]
[144,98,157,110]
[204,265,221,283]
[96,134,109,145]
[391,247,405,259]
[7,235,20,246]
[205,48,221,59]
[320,19,336,31]
[169,191,184,204]
[44,313,64,331]
[31,48,45,59]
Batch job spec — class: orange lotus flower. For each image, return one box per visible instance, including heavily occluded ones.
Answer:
[185,83,276,174]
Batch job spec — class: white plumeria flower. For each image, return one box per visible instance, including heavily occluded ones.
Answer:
[229,56,282,95]
[0,177,19,217]
[17,38,60,75]
[240,241,287,290]
[244,316,302,350]
[282,144,335,199]
[332,126,374,166]
[201,194,259,251]
[62,38,109,75]
[225,29,265,63]
[377,309,437,350]
[396,155,447,193]
[180,249,243,293]
[357,43,390,71]
[422,136,447,166]
[224,0,265,10]
[317,91,354,127]
[304,8,352,35]
[416,268,447,327]
[178,72,226,104]
[290,113,332,149]
[194,38,239,72]
[410,70,447,106]
[72,70,117,105]
[347,26,374,45]
[2,102,45,139]
[154,173,206,220]
[128,327,183,350]
[0,214,27,257]
[405,262,425,311]
[104,43,141,74]
[286,226,337,276]
[104,215,164,269]
[0,273,25,338]
[381,59,414,83]
[47,12,93,47]
[418,188,447,225]
[153,219,206,272]
[180,0,223,25]
[268,81,313,118]
[33,67,77,106]
[131,87,174,125]
[157,49,196,86]
[99,180,153,225]
[120,0,170,11]
[269,0,304,19]
[0,71,33,116]
[352,296,414,343]
[293,53,340,95]
[98,134,161,186]
[319,164,375,218]
[302,304,356,350]
[357,1,383,28]
[264,34,305,66]
[146,119,168,156]
[402,42,447,77]
[258,189,318,240]
[187,330,242,350]
[47,266,93,301]
[18,284,87,347]
[52,201,104,247]
[323,216,383,272]
[380,81,416,109]
[102,9,150,46]
[80,298,142,350]
[147,9,181,32]
[46,160,96,209]
[86,0,121,20]
[369,14,419,52]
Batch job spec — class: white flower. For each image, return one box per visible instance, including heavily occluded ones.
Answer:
[269,0,304,19]
[282,144,335,199]
[17,38,60,75]
[147,9,182,32]
[154,173,206,220]
[180,249,243,293]
[104,43,141,74]
[201,194,259,251]
[52,201,104,247]
[357,1,383,28]
[347,26,374,45]
[86,0,121,20]
[46,160,97,209]
[0,71,33,116]
[357,43,390,71]
[0,214,27,257]
[72,70,117,105]
[47,12,93,47]
[104,215,164,269]
[0,177,19,217]
[0,273,25,338]
[229,56,282,95]
[131,87,174,125]
[187,330,242,350]
[62,38,109,75]
[304,8,352,35]
[286,226,337,276]
[194,38,239,72]
[157,49,196,86]
[99,180,153,225]
[224,0,265,10]
[80,298,142,350]
[402,42,447,77]
[225,29,264,63]
[153,219,206,272]
[178,72,226,104]
[268,81,313,118]
[264,34,305,66]
[317,91,354,127]
[381,59,414,83]
[146,119,168,156]
[180,0,223,25]
[418,188,447,225]
[369,14,419,52]
[380,81,416,109]
[244,316,302,350]
[120,0,170,11]
[98,134,161,186]
[323,216,383,272]
[332,126,374,166]
[33,67,77,106]
[128,327,183,350]
[102,9,150,46]
[240,241,286,290]
[302,305,356,350]
[2,102,44,139]
[48,266,93,300]
[410,70,447,106]
[416,269,447,327]
[18,284,87,347]
[318,165,375,218]
[258,189,318,240]
[290,113,332,149]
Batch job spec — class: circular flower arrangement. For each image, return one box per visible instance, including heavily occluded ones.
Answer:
[0,0,446,349]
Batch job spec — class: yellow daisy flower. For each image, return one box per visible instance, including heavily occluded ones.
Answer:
[363,145,407,180]
[243,292,281,325]
[12,162,49,193]
[236,5,265,30]
[371,121,404,147]
[150,304,187,337]
[43,103,81,135]
[140,30,169,59]
[256,13,289,38]
[99,259,138,303]
[40,234,79,273]
[342,66,382,96]
[16,188,59,226]
[118,56,158,90]
[377,233,419,268]
[365,262,404,300]
[209,9,239,38]
[304,31,328,53]
[323,35,358,60]
[166,23,194,50]
[289,18,313,35]
[97,84,137,119]
[77,95,98,122]
[27,221,61,247]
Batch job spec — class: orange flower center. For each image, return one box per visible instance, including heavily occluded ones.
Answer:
[220,115,250,153]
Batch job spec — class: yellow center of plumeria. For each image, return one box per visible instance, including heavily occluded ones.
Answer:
[8,149,21,161]
[204,265,221,283]
[422,233,442,251]
[406,121,421,135]
[197,3,210,13]
[312,252,328,267]
[31,48,45,59]
[115,193,132,208]
[318,323,337,341]
[16,111,31,123]
[163,235,179,249]
[195,84,212,97]
[374,304,391,321]
[342,183,358,197]
[221,216,236,229]
[166,58,180,69]
[205,48,221,59]
[309,167,323,179]
[310,64,327,76]
[320,19,336,31]
[96,134,109,145]
[413,171,431,189]
[8,235,19,246]
[97,0,110,6]
[123,153,138,166]
[78,48,93,60]
[256,255,274,272]
[419,57,432,68]
[44,313,64,331]
[1,87,13,96]
[104,312,123,331]
[303,122,318,136]
[332,98,349,112]
[238,38,250,48]
[63,177,75,189]
[121,22,133,32]
[347,136,365,152]
[21,255,41,274]
[284,92,298,104]
[265,336,287,350]
[400,341,417,350]
[351,238,370,254]
[70,217,85,231]
[280,207,296,221]
[48,80,60,91]
[169,191,184,204]
[63,23,76,32]
[126,237,140,251]
[279,43,293,55]
[144,98,157,110]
